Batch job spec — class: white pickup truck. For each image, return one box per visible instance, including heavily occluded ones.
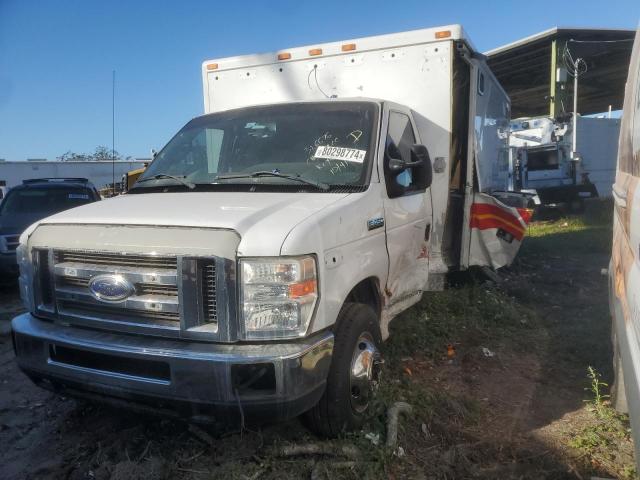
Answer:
[12,25,531,435]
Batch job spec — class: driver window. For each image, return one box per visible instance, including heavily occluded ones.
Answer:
[387,111,417,190]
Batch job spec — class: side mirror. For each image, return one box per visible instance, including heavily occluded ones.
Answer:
[410,144,433,189]
[386,143,406,172]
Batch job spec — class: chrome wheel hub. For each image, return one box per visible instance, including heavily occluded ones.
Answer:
[349,332,381,413]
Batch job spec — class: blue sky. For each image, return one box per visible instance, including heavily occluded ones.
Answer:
[0,0,638,160]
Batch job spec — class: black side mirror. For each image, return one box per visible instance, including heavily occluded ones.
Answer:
[386,143,406,172]
[410,144,433,189]
[384,142,433,198]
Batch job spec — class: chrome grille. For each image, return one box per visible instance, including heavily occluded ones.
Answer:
[202,262,217,323]
[58,276,179,296]
[30,248,230,340]
[55,250,177,269]
[2,234,20,252]
[52,249,182,331]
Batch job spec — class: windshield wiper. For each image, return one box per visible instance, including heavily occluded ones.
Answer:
[214,171,329,191]
[135,174,195,190]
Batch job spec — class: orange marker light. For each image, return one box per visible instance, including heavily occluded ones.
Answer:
[435,30,451,39]
[289,279,317,298]
[277,52,291,61]
[309,48,323,56]
[341,43,356,52]
[206,63,219,71]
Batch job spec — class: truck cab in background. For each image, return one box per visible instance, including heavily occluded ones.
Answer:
[121,163,149,193]
[11,25,531,435]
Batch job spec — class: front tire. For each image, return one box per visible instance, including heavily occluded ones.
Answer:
[305,303,382,437]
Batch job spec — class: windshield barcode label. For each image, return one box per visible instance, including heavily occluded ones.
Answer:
[313,146,366,163]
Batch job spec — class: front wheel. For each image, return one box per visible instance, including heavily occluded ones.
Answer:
[305,303,382,437]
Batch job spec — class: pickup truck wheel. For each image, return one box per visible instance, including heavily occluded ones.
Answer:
[305,302,381,437]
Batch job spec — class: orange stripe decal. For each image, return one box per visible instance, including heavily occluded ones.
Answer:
[470,203,527,241]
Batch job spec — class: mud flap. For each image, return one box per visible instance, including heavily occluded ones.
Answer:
[467,192,532,269]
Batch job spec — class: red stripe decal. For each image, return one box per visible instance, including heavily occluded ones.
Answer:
[470,216,525,241]
[470,203,527,241]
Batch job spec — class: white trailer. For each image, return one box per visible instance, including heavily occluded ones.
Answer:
[0,161,148,191]
[509,115,620,207]
[12,25,531,435]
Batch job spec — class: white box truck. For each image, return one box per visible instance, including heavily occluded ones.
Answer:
[11,25,531,435]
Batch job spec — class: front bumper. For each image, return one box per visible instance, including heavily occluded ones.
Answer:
[12,313,333,422]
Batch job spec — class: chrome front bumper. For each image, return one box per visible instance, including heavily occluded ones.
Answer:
[12,313,333,421]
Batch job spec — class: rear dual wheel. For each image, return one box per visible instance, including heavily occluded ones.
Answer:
[305,303,382,437]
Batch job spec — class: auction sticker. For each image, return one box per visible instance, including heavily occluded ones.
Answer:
[314,146,366,163]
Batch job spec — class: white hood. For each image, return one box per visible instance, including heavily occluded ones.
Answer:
[37,191,350,256]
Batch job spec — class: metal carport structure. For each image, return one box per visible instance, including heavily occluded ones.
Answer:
[486,27,635,119]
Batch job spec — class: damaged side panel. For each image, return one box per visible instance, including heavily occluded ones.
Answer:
[467,192,532,269]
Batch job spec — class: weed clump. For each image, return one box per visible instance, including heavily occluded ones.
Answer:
[570,367,635,479]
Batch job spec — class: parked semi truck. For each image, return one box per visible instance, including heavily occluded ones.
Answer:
[11,25,531,435]
[509,114,621,210]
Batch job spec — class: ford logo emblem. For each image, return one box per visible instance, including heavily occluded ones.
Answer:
[88,274,135,302]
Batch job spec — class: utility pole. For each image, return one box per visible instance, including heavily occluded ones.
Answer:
[572,66,579,160]
[112,70,116,195]
[565,49,586,161]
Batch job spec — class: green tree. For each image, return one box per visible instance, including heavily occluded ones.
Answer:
[92,146,121,161]
[57,146,123,162]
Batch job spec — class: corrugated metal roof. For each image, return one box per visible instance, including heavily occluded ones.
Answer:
[486,27,636,118]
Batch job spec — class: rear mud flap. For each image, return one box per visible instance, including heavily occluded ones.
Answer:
[467,192,532,269]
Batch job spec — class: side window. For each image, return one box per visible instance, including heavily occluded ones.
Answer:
[385,112,421,196]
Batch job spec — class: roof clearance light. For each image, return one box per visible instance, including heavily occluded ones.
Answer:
[277,52,291,61]
[309,48,322,56]
[341,43,356,52]
[435,30,451,39]
[206,63,219,71]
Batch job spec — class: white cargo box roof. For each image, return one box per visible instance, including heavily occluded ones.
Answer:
[203,25,468,72]
[201,24,472,121]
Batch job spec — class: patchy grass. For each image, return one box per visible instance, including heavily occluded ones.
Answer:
[569,367,636,479]
[522,199,613,255]
[385,282,536,364]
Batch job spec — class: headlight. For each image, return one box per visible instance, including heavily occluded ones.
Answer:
[239,255,318,340]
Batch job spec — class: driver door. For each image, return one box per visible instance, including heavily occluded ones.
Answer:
[381,106,432,316]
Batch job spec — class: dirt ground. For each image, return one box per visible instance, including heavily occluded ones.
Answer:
[0,200,636,480]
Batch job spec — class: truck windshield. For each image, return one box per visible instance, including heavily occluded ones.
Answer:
[0,187,94,216]
[135,102,378,191]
